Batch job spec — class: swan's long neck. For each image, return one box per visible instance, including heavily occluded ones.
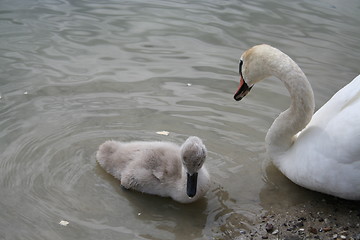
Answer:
[264,51,315,160]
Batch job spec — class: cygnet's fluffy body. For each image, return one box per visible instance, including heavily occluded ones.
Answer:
[96,136,210,203]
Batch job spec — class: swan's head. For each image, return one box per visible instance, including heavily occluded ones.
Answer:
[234,44,275,101]
[180,136,207,198]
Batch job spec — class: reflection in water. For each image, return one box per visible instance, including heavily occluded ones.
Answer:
[1,0,359,239]
[259,161,321,210]
[207,186,249,239]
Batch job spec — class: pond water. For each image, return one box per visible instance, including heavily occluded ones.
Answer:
[0,0,359,239]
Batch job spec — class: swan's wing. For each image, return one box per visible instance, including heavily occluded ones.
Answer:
[322,97,360,165]
[292,74,360,171]
[284,98,360,199]
[302,74,360,165]
[310,74,360,126]
[279,75,360,199]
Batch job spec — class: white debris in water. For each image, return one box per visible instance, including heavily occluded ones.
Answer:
[156,131,169,136]
[137,212,141,216]
[186,83,192,86]
[23,91,28,95]
[59,220,69,226]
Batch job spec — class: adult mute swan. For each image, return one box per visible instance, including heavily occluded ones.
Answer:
[234,44,360,200]
[96,136,210,203]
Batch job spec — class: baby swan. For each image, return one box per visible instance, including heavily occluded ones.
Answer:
[96,136,210,203]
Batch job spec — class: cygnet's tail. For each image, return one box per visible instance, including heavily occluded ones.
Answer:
[96,140,119,172]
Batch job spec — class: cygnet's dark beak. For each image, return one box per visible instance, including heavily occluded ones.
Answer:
[234,75,252,101]
[186,172,198,198]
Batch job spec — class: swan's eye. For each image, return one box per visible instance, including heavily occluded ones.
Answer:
[239,60,244,77]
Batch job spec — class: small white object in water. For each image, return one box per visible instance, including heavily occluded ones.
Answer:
[186,83,192,86]
[156,131,169,136]
[59,220,69,226]
[137,212,141,216]
[23,91,28,95]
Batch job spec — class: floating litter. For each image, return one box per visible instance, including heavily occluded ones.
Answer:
[186,83,192,86]
[23,91,28,95]
[156,131,169,136]
[59,220,69,226]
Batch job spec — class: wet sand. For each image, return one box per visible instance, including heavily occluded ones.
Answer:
[254,197,360,240]
[213,196,360,240]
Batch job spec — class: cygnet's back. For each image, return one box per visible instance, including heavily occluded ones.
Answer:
[96,136,210,203]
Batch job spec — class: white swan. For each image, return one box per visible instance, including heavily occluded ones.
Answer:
[96,136,210,203]
[234,44,360,200]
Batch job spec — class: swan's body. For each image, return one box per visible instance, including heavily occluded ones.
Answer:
[96,136,210,203]
[234,44,360,200]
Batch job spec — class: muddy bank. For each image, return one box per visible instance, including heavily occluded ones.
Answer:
[255,197,360,240]
[213,196,360,240]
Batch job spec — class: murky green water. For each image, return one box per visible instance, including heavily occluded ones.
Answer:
[0,0,359,239]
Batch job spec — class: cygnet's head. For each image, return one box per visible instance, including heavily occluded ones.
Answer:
[180,136,207,198]
[180,136,207,174]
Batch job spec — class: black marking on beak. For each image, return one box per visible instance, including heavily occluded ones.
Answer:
[239,60,243,76]
[234,59,252,101]
[234,76,253,101]
[186,172,198,198]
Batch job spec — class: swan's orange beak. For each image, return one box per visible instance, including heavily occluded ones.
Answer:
[234,76,252,101]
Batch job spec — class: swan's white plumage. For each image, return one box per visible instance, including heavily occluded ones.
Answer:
[235,44,360,200]
[96,136,210,203]
[284,75,360,199]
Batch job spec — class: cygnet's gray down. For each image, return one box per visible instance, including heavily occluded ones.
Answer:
[96,136,210,203]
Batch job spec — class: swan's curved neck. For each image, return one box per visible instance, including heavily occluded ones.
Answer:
[264,51,315,159]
